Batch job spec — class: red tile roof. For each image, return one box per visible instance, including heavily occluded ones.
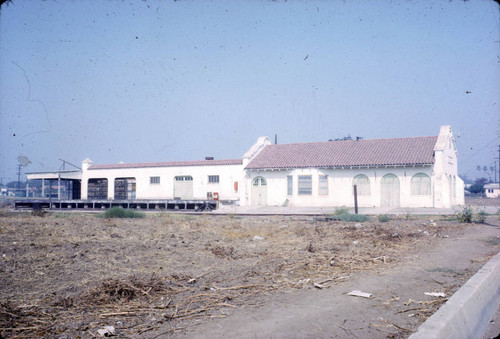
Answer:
[245,136,438,169]
[89,159,243,170]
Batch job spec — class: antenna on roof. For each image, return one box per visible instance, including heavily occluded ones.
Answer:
[17,156,31,167]
[59,159,82,171]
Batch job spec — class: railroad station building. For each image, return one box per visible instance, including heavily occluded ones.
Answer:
[26,125,464,209]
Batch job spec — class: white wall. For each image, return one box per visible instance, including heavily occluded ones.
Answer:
[81,163,244,201]
[243,166,435,208]
[77,126,465,208]
[433,125,465,207]
[485,185,500,199]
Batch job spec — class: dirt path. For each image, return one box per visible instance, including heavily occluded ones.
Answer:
[178,216,500,339]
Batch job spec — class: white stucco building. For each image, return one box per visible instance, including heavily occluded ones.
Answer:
[81,158,244,202]
[26,125,464,209]
[243,125,463,208]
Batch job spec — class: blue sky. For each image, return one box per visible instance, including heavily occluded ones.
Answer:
[1,0,499,183]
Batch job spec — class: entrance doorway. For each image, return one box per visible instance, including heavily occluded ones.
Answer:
[381,174,400,207]
[251,176,267,206]
[174,176,193,199]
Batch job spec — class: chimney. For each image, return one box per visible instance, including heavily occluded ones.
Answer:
[205,157,214,160]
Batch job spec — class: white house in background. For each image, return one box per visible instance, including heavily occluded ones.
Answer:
[484,183,500,199]
[25,125,464,209]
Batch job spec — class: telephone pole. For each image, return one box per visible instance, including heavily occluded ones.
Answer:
[494,160,498,183]
[497,145,500,183]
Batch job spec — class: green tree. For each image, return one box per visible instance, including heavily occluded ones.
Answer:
[468,177,488,194]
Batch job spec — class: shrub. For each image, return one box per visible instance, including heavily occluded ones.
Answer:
[475,209,487,223]
[331,207,370,222]
[456,205,473,223]
[333,207,350,215]
[378,214,390,223]
[456,205,486,224]
[103,207,145,219]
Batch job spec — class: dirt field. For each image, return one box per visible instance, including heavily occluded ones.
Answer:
[0,209,498,338]
[466,195,500,207]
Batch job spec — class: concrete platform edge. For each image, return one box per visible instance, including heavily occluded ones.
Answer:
[409,250,500,339]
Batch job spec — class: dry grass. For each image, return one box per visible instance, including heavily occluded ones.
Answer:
[0,212,465,338]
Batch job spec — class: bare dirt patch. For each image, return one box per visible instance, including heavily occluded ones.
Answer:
[466,195,500,207]
[0,211,491,338]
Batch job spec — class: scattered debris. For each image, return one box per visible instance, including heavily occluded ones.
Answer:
[382,296,400,305]
[296,278,311,285]
[347,290,372,298]
[404,298,449,307]
[372,256,387,263]
[377,317,413,333]
[0,213,468,337]
[424,292,446,298]
[97,325,115,337]
[307,242,315,253]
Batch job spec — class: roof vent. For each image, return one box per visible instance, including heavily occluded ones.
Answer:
[205,157,214,160]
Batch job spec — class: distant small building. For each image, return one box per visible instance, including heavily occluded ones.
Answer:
[484,183,500,199]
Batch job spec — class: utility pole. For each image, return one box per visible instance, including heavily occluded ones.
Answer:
[497,145,500,183]
[495,161,498,184]
[17,164,21,192]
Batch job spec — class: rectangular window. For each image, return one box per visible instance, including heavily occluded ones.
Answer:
[150,176,160,184]
[287,176,293,195]
[208,175,219,184]
[298,175,312,195]
[319,175,328,195]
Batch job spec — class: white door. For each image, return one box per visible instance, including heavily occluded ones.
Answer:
[251,177,267,206]
[381,174,400,207]
[173,176,193,199]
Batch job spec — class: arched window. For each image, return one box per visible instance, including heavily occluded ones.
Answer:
[253,177,266,186]
[353,174,370,195]
[411,173,431,195]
